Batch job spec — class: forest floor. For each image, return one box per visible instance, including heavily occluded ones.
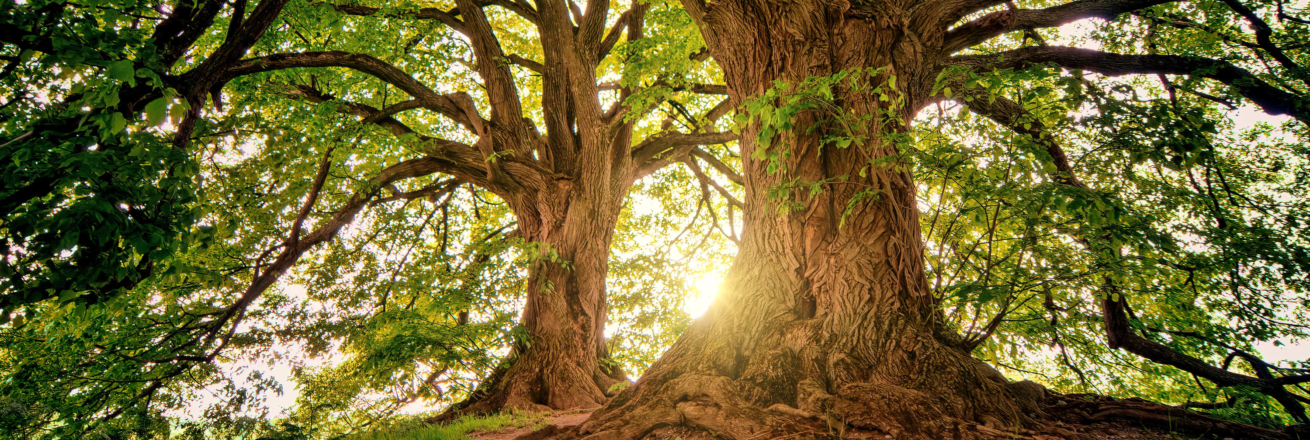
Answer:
[465,410,593,440]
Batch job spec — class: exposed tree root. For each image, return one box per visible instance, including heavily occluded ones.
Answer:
[514,381,1300,440]
[512,355,1042,440]
[428,350,628,424]
[1042,393,1296,440]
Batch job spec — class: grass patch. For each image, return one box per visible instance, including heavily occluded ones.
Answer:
[341,411,551,440]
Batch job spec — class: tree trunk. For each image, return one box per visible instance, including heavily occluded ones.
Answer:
[556,1,1042,438]
[443,151,637,416]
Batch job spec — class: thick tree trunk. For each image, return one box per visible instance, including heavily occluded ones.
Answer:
[444,154,637,415]
[465,209,628,413]
[564,146,1032,439]
[551,1,1043,438]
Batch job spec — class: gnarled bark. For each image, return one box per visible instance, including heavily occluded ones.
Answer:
[217,0,742,416]
[515,0,1308,436]
[447,182,634,415]
[549,1,1047,438]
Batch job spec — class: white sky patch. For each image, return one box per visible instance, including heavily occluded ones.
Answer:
[1257,339,1310,364]
[1054,19,1104,50]
[1230,104,1293,130]
[685,275,721,319]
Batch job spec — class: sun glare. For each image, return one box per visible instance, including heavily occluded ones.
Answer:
[685,276,721,318]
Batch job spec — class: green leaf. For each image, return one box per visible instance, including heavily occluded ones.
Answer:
[1041,161,1057,174]
[58,290,79,302]
[109,112,127,134]
[108,60,135,83]
[170,100,189,122]
[144,98,168,126]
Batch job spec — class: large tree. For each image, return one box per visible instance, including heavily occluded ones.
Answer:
[216,0,737,414]
[562,0,1310,438]
[0,0,734,433]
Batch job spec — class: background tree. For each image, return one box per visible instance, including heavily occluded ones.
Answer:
[567,0,1310,438]
[0,0,740,436]
[211,0,739,415]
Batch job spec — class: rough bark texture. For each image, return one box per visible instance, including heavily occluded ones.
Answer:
[218,0,740,416]
[544,1,1049,438]
[450,179,634,415]
[484,0,1301,434]
[517,0,1310,436]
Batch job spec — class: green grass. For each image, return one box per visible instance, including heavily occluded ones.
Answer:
[341,411,551,440]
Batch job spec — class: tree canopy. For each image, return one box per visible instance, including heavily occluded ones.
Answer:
[1,0,1308,437]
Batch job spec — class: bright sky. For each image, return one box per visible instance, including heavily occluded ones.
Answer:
[686,276,720,318]
[1227,106,1308,366]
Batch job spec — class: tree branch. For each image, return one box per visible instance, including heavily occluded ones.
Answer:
[288,147,335,246]
[630,131,737,180]
[180,0,294,85]
[1216,0,1310,88]
[577,0,611,56]
[599,8,633,61]
[683,156,744,208]
[371,178,463,206]
[505,54,544,73]
[282,84,498,190]
[225,51,485,131]
[689,148,743,185]
[452,0,535,160]
[631,131,737,167]
[949,46,1310,123]
[940,0,1011,31]
[483,0,539,25]
[323,3,466,33]
[956,88,1087,189]
[943,0,1178,53]
[150,0,227,66]
[962,89,1310,422]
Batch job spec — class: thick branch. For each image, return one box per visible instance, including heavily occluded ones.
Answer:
[576,0,611,57]
[284,84,497,190]
[484,0,539,25]
[150,0,226,66]
[949,46,1310,122]
[943,0,1177,53]
[325,3,465,32]
[598,9,633,61]
[940,0,1011,31]
[453,0,534,160]
[1217,0,1310,88]
[182,0,293,84]
[225,51,482,131]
